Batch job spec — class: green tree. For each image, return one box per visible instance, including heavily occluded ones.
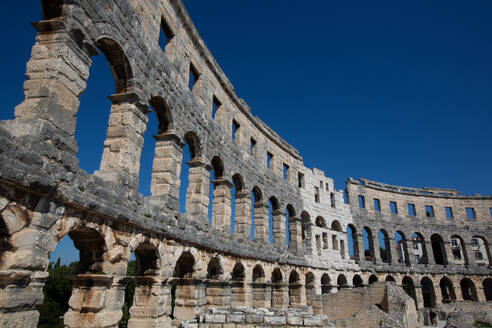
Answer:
[119,260,136,328]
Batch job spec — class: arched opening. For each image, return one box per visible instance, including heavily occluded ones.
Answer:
[321,274,331,294]
[369,275,378,285]
[471,236,491,267]
[421,277,436,308]
[352,275,363,288]
[286,204,296,246]
[305,272,315,304]
[450,235,467,265]
[172,252,195,321]
[0,215,10,260]
[288,270,301,307]
[231,263,246,307]
[252,265,267,308]
[331,220,342,232]
[206,257,226,308]
[362,227,374,262]
[268,196,280,244]
[431,234,447,265]
[251,187,263,240]
[337,274,347,289]
[123,242,160,327]
[41,0,64,20]
[209,156,225,226]
[347,224,358,260]
[439,277,456,303]
[178,132,201,214]
[271,268,284,307]
[301,211,311,254]
[378,229,391,264]
[394,231,409,266]
[315,216,326,228]
[412,233,428,265]
[482,278,492,301]
[230,173,244,234]
[402,276,417,307]
[385,275,395,282]
[460,278,478,302]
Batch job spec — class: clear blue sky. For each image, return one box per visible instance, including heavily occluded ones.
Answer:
[1,1,491,263]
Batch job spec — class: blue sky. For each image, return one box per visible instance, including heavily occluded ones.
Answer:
[1,1,491,263]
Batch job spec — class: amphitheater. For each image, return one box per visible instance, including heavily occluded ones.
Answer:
[0,1,491,327]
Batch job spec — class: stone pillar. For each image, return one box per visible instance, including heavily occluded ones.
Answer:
[288,282,302,307]
[211,179,233,233]
[64,274,126,328]
[271,282,288,308]
[97,93,148,189]
[0,270,47,328]
[234,191,251,239]
[254,202,269,243]
[14,21,91,143]
[251,282,269,308]
[442,241,452,266]
[424,241,436,266]
[464,242,477,267]
[356,233,365,263]
[128,277,172,328]
[205,280,231,309]
[272,210,286,247]
[230,280,246,307]
[415,283,424,310]
[288,217,302,251]
[185,160,210,221]
[373,234,383,265]
[149,133,183,212]
[388,237,398,265]
[173,278,206,323]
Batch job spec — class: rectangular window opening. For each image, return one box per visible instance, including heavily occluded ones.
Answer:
[466,207,476,220]
[212,96,221,119]
[158,17,174,51]
[390,201,398,215]
[298,172,305,188]
[374,198,381,212]
[188,63,199,91]
[445,207,454,219]
[250,138,256,156]
[408,203,416,216]
[330,192,336,208]
[314,187,320,203]
[425,205,435,218]
[232,119,240,141]
[267,152,273,170]
[358,195,366,209]
[326,183,330,191]
[283,163,290,180]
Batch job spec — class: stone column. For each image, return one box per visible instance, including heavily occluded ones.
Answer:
[185,160,210,221]
[64,274,127,328]
[230,280,247,307]
[271,283,288,308]
[251,282,269,308]
[128,277,172,328]
[272,210,286,247]
[234,191,252,239]
[424,241,436,266]
[14,20,91,144]
[407,238,417,267]
[173,278,206,323]
[442,241,452,266]
[205,280,231,309]
[254,202,269,243]
[415,283,424,310]
[388,237,398,265]
[149,133,183,212]
[0,270,47,328]
[288,217,302,251]
[97,93,149,189]
[464,242,477,267]
[373,234,383,265]
[288,282,302,307]
[211,179,233,233]
[355,233,365,263]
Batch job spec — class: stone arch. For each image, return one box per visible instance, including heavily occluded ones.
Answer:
[315,216,326,228]
[385,275,396,282]
[482,278,492,301]
[346,224,358,260]
[305,271,315,303]
[395,231,409,266]
[41,0,64,20]
[286,204,296,218]
[352,274,363,287]
[205,257,226,308]
[301,211,311,242]
[378,229,391,264]
[288,270,301,306]
[450,234,468,265]
[271,268,284,307]
[232,173,244,192]
[362,227,375,262]
[174,251,195,278]
[211,156,225,179]
[439,277,456,303]
[286,204,296,247]
[321,274,331,294]
[460,278,478,301]
[184,131,201,159]
[337,274,347,289]
[95,37,134,94]
[431,234,447,265]
[402,276,417,307]
[133,242,160,276]
[0,214,10,262]
[421,277,436,308]
[252,264,267,308]
[412,233,428,265]
[68,227,107,273]
[251,186,265,241]
[331,220,342,232]
[471,235,491,266]
[231,262,246,307]
[149,96,173,134]
[269,196,283,245]
[206,257,223,279]
[368,274,378,285]
[172,251,196,322]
